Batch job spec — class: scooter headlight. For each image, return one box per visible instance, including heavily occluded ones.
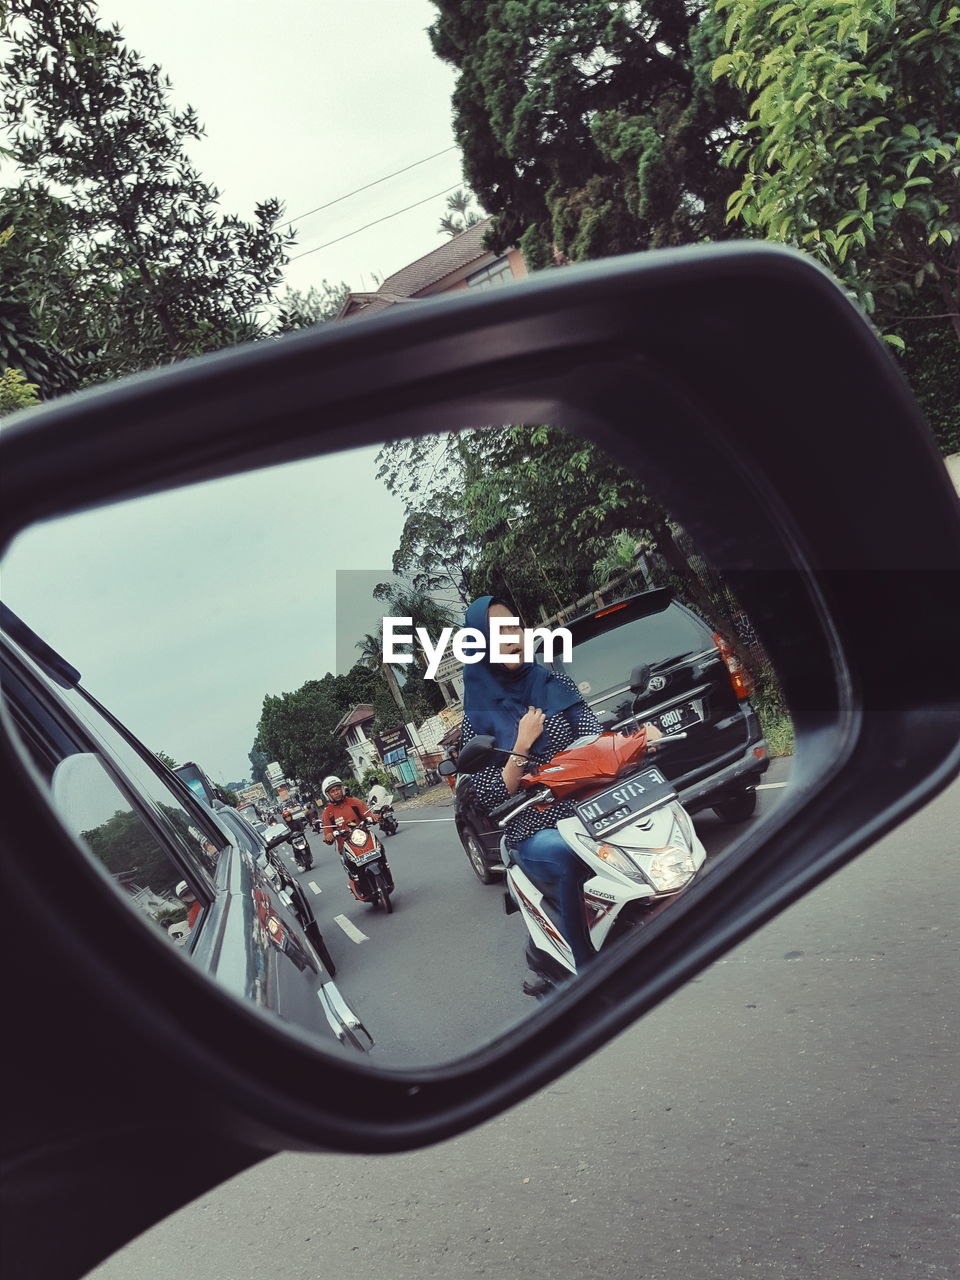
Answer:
[350,828,368,847]
[646,846,698,892]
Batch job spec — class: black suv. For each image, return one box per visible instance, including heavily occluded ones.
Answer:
[454,588,770,883]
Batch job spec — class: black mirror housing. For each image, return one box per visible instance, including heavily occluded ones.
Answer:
[2,243,958,1279]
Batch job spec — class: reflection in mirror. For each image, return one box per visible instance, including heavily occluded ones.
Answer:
[52,753,210,945]
[1,421,792,1067]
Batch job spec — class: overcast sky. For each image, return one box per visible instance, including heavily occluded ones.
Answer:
[94,0,467,295]
[3,1,475,785]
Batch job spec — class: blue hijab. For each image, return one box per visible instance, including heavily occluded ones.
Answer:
[461,596,581,756]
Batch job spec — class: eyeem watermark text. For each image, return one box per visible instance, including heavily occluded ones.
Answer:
[383,617,572,679]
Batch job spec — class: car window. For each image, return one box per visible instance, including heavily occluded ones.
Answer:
[59,685,227,881]
[51,752,207,946]
[556,607,713,697]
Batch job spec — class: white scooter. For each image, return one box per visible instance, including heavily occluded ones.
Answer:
[451,726,706,998]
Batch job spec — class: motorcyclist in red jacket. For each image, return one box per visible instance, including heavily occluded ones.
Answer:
[321,776,393,900]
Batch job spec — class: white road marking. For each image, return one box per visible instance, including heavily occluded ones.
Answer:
[756,782,789,790]
[391,817,457,823]
[334,914,369,944]
[308,881,322,895]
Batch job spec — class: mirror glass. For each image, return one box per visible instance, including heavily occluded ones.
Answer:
[1,422,793,1066]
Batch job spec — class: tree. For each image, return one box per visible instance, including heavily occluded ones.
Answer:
[428,1,745,265]
[273,281,350,332]
[356,631,408,720]
[370,583,453,717]
[0,1,293,388]
[83,808,178,898]
[154,749,177,770]
[378,424,718,624]
[248,748,272,789]
[0,192,80,399]
[254,679,351,791]
[383,506,477,606]
[593,530,654,587]
[438,187,484,237]
[714,0,959,449]
[0,366,39,416]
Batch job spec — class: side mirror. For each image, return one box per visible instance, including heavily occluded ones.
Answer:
[437,759,457,777]
[630,664,652,693]
[2,244,957,1280]
[455,735,498,773]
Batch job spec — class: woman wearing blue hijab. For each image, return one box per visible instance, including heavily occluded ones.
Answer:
[459,595,636,974]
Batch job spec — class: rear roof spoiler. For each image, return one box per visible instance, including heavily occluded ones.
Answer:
[562,587,675,638]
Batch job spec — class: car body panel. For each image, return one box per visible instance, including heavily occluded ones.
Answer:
[0,622,368,1047]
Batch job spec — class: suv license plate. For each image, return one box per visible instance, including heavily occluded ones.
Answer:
[575,768,677,840]
[655,700,702,734]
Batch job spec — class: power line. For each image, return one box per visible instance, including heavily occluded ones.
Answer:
[288,184,466,262]
[289,147,459,224]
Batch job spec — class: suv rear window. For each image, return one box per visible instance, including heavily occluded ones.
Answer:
[554,604,712,697]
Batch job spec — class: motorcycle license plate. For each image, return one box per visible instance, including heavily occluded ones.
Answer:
[575,768,677,840]
[654,700,702,735]
[350,850,380,866]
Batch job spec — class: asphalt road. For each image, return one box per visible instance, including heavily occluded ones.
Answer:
[88,768,957,1280]
[274,760,793,1067]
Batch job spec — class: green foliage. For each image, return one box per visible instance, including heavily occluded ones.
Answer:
[254,676,354,791]
[714,0,960,365]
[894,278,960,453]
[750,669,794,758]
[82,807,178,896]
[0,194,80,397]
[356,630,408,720]
[377,425,721,625]
[273,281,350,332]
[154,749,177,770]
[383,507,475,606]
[0,1,294,388]
[370,680,405,736]
[593,530,653,588]
[360,765,394,793]
[248,747,272,789]
[438,187,484,237]
[155,906,188,925]
[428,0,746,264]
[0,364,39,415]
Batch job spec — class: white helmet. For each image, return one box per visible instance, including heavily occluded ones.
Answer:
[321,775,343,798]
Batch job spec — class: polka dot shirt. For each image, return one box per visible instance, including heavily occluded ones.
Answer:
[460,673,603,847]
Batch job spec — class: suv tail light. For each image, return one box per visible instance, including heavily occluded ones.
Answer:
[712,632,753,699]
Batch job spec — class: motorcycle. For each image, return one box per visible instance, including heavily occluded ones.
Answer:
[367,786,399,836]
[289,828,313,872]
[454,723,705,999]
[333,819,395,911]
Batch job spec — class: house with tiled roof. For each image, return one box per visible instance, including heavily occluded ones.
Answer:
[337,217,527,320]
[333,704,378,778]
